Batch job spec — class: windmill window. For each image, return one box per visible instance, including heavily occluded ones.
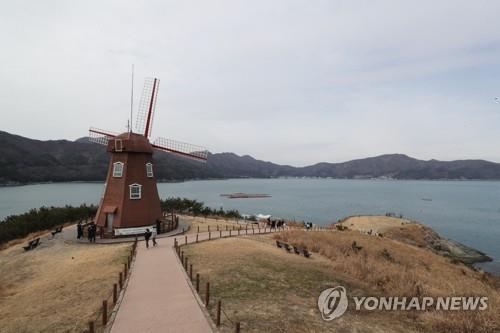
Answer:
[129,183,142,200]
[146,163,154,178]
[112,162,124,177]
[115,139,123,152]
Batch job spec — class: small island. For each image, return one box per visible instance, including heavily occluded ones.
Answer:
[220,192,272,199]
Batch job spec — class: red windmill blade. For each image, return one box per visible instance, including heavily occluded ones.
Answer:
[152,137,208,162]
[89,127,117,145]
[135,77,159,138]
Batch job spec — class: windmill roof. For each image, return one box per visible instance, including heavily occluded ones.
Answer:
[107,132,153,154]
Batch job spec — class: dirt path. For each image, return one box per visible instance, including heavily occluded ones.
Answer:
[110,228,277,333]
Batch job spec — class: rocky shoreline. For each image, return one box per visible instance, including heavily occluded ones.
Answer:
[338,215,492,266]
[427,235,492,265]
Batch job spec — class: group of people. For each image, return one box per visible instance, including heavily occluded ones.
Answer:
[304,222,314,230]
[144,227,158,248]
[76,220,161,246]
[76,221,96,242]
[266,217,286,229]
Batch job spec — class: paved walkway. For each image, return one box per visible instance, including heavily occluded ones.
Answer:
[110,228,277,333]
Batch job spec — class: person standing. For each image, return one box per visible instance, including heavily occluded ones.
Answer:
[156,219,161,235]
[87,224,93,242]
[77,221,83,239]
[152,227,158,247]
[144,228,152,248]
[90,223,96,243]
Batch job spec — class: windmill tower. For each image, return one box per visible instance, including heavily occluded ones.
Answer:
[89,78,208,237]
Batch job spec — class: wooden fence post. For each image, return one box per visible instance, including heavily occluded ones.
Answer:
[209,231,211,240]
[88,321,95,333]
[216,300,221,326]
[102,300,108,325]
[229,230,232,237]
[219,230,222,238]
[196,274,200,292]
[124,263,128,277]
[196,234,199,242]
[113,283,117,304]
[190,264,193,280]
[205,282,210,307]
[184,257,188,270]
[185,235,187,245]
[197,226,199,233]
[235,322,241,333]
[119,272,123,289]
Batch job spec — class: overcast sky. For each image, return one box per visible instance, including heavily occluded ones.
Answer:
[1,1,500,166]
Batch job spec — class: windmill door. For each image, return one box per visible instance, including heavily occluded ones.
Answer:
[105,213,114,232]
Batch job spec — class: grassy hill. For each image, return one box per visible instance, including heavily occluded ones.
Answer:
[182,222,500,333]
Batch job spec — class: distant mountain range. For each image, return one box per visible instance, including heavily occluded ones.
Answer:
[1,130,500,184]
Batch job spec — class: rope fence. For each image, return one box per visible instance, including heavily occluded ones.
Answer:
[86,238,138,333]
[174,225,285,332]
[187,222,335,235]
[82,218,326,332]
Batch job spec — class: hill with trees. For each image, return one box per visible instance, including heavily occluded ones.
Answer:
[2,130,500,184]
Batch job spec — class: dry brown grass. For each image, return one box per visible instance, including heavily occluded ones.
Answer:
[276,230,500,333]
[0,236,131,333]
[338,215,412,234]
[183,236,423,333]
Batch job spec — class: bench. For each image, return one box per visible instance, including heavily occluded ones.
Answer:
[293,246,311,258]
[23,238,41,251]
[51,225,63,237]
[283,243,292,252]
[351,241,363,253]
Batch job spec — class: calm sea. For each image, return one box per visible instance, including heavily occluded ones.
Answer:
[1,179,499,274]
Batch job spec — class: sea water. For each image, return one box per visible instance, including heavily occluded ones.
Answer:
[1,179,499,274]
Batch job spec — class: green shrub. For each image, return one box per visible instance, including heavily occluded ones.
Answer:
[0,204,97,246]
